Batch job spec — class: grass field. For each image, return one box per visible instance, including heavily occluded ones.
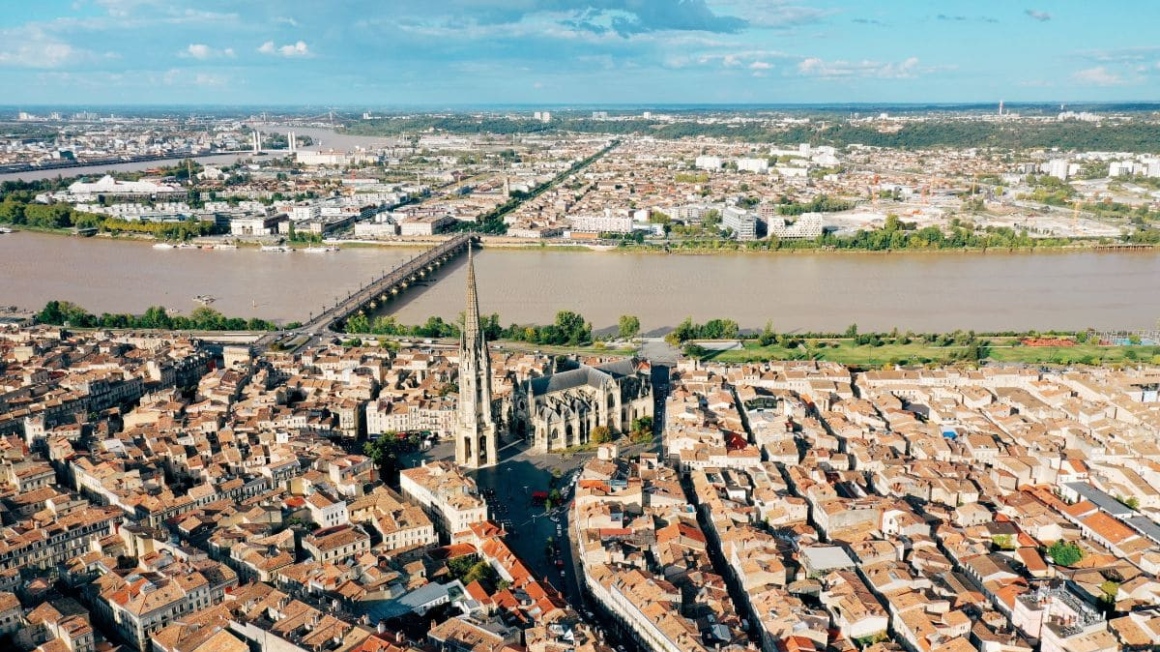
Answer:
[701,338,1158,367]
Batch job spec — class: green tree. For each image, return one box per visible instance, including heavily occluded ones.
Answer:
[553,310,592,346]
[345,314,371,334]
[1099,580,1120,605]
[618,315,641,340]
[1047,540,1084,567]
[758,321,777,347]
[630,416,654,443]
[591,425,613,444]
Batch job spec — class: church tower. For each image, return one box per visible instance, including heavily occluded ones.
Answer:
[455,242,497,469]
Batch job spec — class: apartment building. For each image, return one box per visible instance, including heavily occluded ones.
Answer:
[400,462,488,538]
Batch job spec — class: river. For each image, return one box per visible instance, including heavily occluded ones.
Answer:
[0,127,390,184]
[0,154,247,183]
[1,231,1158,332]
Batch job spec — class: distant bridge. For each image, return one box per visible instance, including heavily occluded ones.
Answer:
[253,233,474,350]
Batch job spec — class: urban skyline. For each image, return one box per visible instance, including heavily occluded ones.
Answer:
[5,1,1160,105]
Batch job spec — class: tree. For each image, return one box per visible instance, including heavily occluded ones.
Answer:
[759,321,777,347]
[345,314,371,334]
[1047,540,1084,567]
[553,310,592,346]
[844,323,859,338]
[1099,580,1120,605]
[363,432,421,481]
[591,426,613,444]
[618,315,641,340]
[630,416,654,443]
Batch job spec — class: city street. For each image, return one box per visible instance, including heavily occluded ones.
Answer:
[405,439,591,604]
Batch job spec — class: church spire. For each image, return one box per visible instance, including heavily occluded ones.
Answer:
[463,242,480,344]
[455,238,496,469]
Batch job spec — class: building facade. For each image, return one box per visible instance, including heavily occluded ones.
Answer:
[514,359,654,453]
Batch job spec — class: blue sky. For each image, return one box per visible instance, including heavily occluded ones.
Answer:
[4,0,1160,106]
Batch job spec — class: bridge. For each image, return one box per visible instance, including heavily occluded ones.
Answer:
[253,233,474,350]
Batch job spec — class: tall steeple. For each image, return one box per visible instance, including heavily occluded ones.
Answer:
[463,244,481,346]
[455,240,497,469]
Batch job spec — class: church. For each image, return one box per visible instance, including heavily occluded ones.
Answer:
[453,242,653,467]
[513,358,654,454]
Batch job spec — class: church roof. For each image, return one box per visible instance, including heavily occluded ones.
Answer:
[529,366,611,396]
[528,358,644,397]
[595,358,640,379]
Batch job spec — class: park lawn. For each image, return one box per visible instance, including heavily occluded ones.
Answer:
[709,340,965,365]
[706,338,1152,367]
[987,343,1137,365]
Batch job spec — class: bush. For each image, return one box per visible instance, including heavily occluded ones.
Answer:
[1048,540,1084,567]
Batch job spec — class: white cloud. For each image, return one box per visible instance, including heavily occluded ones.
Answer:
[183,43,235,60]
[194,72,228,86]
[1072,66,1124,86]
[798,56,927,79]
[0,27,89,68]
[160,68,230,87]
[259,40,311,57]
[694,50,789,70]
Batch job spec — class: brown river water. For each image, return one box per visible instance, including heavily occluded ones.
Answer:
[1,231,1158,332]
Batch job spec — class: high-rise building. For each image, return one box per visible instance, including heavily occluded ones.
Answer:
[455,243,498,469]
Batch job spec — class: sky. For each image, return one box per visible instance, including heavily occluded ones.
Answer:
[4,0,1160,106]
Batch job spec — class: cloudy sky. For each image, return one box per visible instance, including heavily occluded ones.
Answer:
[4,0,1160,106]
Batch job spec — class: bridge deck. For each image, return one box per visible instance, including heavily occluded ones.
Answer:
[254,234,472,350]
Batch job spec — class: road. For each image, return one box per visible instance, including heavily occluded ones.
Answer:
[404,439,592,604]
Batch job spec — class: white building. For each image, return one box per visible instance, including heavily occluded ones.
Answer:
[722,206,757,241]
[306,491,350,529]
[295,150,349,167]
[66,175,183,200]
[290,204,321,222]
[571,210,634,233]
[366,398,456,437]
[399,214,456,236]
[353,222,399,238]
[736,158,770,173]
[1047,158,1070,180]
[768,213,824,239]
[695,156,723,171]
[399,461,488,537]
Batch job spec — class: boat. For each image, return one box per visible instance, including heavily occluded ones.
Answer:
[0,227,11,235]
[303,246,340,253]
[153,243,174,250]
[215,243,237,250]
[193,295,217,306]
[175,242,197,250]
[260,245,292,252]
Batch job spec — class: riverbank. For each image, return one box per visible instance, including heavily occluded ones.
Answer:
[695,337,1157,366]
[6,223,1156,257]
[490,239,1157,256]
